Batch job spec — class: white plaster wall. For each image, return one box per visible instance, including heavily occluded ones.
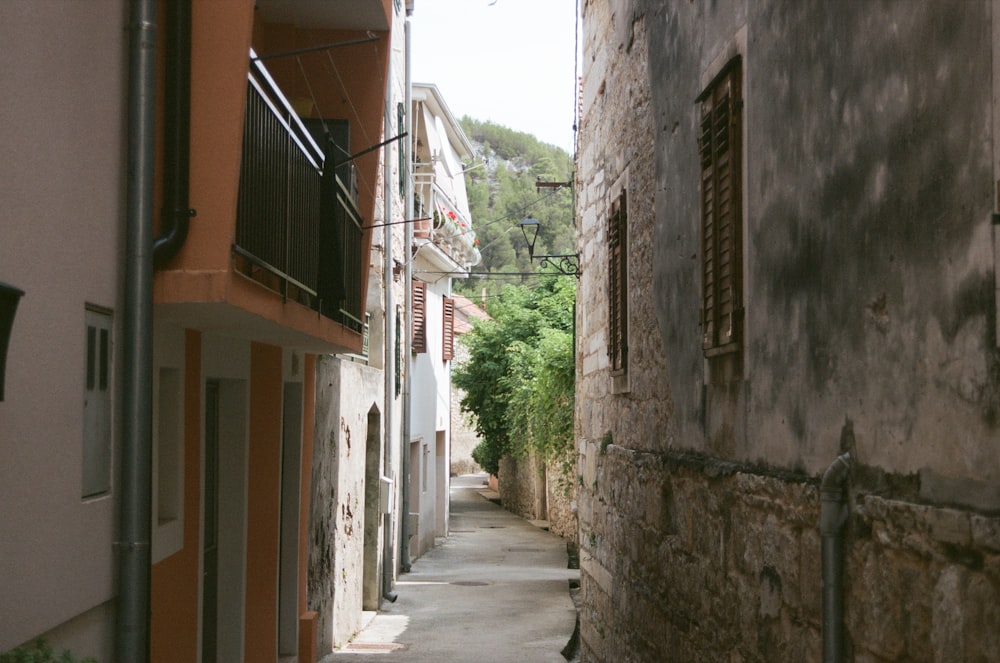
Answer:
[0,0,127,654]
[409,277,452,558]
[152,323,187,563]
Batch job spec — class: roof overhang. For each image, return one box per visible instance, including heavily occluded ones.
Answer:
[255,0,391,31]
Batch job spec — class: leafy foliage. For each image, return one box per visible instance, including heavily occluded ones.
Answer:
[0,640,97,663]
[457,117,575,297]
[454,279,575,480]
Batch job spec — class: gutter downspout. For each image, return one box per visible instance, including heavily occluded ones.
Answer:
[820,452,852,663]
[117,1,157,661]
[399,4,414,573]
[382,60,399,604]
[152,0,195,268]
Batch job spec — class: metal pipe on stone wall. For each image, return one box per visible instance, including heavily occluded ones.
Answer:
[820,452,852,663]
[399,5,414,574]
[117,0,157,660]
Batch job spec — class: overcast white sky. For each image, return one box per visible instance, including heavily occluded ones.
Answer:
[410,0,579,153]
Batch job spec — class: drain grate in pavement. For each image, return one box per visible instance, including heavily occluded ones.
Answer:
[344,643,405,652]
[451,580,490,586]
[506,547,542,552]
[479,525,506,529]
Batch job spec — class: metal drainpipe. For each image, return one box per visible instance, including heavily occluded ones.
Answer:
[399,6,414,574]
[152,0,194,268]
[117,0,157,661]
[382,59,399,603]
[820,452,852,663]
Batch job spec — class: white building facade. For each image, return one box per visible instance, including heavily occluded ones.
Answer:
[407,83,479,560]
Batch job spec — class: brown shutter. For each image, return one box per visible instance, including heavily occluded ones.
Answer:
[442,297,455,361]
[699,58,743,352]
[607,191,628,374]
[412,279,427,353]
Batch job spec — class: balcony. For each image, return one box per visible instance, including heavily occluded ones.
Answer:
[234,52,365,333]
[412,174,480,271]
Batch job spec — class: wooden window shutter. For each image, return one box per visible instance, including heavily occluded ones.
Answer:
[698,57,743,353]
[442,297,455,361]
[607,190,628,374]
[412,279,427,353]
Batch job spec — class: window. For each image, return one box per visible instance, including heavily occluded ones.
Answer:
[442,297,455,361]
[608,189,628,375]
[698,56,744,355]
[83,307,112,497]
[412,279,427,353]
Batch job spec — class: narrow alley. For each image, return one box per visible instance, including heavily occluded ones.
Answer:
[322,475,580,663]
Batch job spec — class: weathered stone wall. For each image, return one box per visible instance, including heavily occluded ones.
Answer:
[543,459,578,541]
[498,453,543,521]
[498,452,577,540]
[576,0,1000,660]
[309,356,385,652]
[579,443,1000,662]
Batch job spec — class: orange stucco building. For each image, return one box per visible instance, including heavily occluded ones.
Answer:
[149,2,396,661]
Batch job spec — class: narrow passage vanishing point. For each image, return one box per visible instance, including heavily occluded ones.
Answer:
[324,474,579,662]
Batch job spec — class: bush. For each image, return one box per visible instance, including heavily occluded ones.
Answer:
[454,279,575,481]
[0,640,97,663]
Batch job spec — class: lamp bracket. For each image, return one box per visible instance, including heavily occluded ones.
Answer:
[534,253,581,278]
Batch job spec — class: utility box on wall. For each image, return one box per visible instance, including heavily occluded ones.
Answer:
[379,476,394,515]
[0,282,24,401]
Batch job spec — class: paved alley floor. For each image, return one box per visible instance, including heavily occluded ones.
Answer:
[321,474,579,663]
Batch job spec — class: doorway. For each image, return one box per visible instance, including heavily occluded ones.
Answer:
[202,378,248,663]
[362,406,382,610]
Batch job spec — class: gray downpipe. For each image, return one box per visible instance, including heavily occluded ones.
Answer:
[382,59,398,604]
[820,452,851,663]
[399,6,414,574]
[153,0,195,268]
[117,0,157,661]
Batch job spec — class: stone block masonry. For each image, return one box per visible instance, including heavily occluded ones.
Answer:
[576,441,1000,662]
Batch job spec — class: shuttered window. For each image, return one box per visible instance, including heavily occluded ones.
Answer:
[608,190,628,375]
[698,57,743,355]
[442,297,455,361]
[412,279,427,353]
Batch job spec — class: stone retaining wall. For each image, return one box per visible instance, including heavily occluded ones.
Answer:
[577,441,1000,662]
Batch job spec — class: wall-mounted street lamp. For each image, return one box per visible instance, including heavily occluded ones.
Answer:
[518,217,581,278]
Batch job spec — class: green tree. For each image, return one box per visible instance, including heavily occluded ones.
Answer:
[454,279,575,479]
[456,116,574,297]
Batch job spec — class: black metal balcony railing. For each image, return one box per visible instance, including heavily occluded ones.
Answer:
[235,52,364,333]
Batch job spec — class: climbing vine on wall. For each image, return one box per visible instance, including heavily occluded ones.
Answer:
[453,279,575,481]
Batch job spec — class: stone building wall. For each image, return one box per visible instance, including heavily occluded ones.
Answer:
[581,444,1000,662]
[576,0,1000,660]
[575,2,673,657]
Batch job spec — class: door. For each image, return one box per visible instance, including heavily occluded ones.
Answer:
[202,380,220,663]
